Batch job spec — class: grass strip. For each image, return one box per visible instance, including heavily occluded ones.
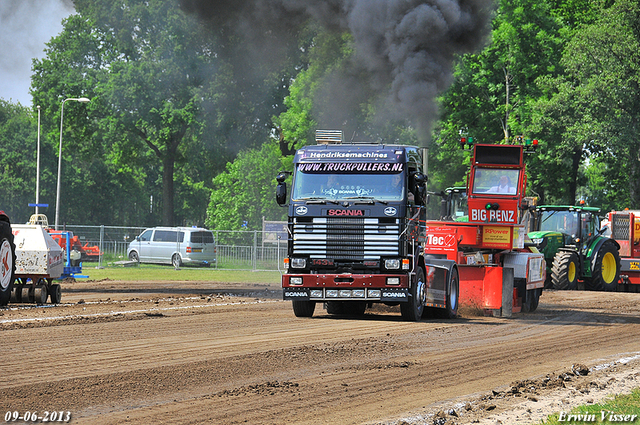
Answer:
[541,388,640,424]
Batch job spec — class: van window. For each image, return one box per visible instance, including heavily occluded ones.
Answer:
[153,230,184,242]
[139,229,152,242]
[191,231,214,244]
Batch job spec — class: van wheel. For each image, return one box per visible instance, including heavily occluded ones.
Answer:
[172,254,182,268]
[128,251,139,262]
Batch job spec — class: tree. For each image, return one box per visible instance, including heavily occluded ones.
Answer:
[431,0,603,202]
[205,140,288,231]
[532,0,640,208]
[0,101,39,222]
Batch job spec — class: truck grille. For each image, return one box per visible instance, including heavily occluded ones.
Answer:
[292,217,400,260]
[611,213,630,240]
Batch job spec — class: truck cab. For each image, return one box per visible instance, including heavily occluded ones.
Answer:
[276,130,457,321]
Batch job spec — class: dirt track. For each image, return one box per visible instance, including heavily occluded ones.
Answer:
[1,279,640,424]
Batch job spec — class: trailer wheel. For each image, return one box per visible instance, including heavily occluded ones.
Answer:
[49,284,62,304]
[401,267,425,321]
[292,300,315,317]
[551,251,579,290]
[0,235,15,307]
[585,243,620,292]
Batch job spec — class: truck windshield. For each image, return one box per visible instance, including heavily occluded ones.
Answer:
[472,168,520,195]
[291,166,406,202]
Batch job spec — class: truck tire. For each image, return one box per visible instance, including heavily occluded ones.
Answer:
[551,251,579,290]
[292,300,315,317]
[401,267,425,321]
[442,266,459,319]
[585,243,620,292]
[0,222,16,307]
[522,288,542,312]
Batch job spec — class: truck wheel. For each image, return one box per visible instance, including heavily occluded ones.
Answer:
[585,243,620,292]
[522,288,542,312]
[0,234,15,307]
[292,300,315,317]
[442,267,459,319]
[551,251,579,290]
[401,267,425,321]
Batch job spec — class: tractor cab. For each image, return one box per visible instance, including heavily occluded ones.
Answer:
[467,144,527,225]
[528,205,620,291]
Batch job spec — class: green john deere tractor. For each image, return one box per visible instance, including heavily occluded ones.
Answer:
[527,205,621,291]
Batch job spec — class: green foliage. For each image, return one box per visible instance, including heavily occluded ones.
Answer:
[206,140,288,231]
[541,388,640,424]
[531,0,640,209]
[0,101,38,221]
[28,0,299,227]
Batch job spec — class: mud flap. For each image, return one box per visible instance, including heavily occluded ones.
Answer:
[501,267,514,318]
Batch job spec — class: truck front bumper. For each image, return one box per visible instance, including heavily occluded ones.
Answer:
[282,273,409,302]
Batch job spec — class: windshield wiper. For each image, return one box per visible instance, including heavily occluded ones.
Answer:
[344,196,388,205]
[299,197,340,204]
[541,211,558,224]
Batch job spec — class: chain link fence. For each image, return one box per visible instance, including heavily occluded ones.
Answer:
[57,225,288,271]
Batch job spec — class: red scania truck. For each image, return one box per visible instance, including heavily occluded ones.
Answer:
[276,131,545,320]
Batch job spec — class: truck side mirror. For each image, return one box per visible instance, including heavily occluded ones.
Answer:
[276,171,289,206]
[412,172,427,205]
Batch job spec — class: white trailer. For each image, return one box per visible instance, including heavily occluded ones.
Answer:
[11,223,65,304]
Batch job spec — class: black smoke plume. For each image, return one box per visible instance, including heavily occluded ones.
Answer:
[180,0,494,144]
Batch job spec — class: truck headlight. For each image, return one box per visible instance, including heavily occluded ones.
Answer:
[290,277,303,285]
[385,259,400,270]
[291,258,306,268]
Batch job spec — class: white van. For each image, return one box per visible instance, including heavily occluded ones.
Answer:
[127,227,216,267]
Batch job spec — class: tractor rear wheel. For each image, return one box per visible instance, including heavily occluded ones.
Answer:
[585,243,620,292]
[551,251,579,290]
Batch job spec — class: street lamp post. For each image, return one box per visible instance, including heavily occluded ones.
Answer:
[55,97,90,230]
[35,105,41,216]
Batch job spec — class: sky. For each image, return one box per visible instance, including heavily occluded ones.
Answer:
[0,0,75,106]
